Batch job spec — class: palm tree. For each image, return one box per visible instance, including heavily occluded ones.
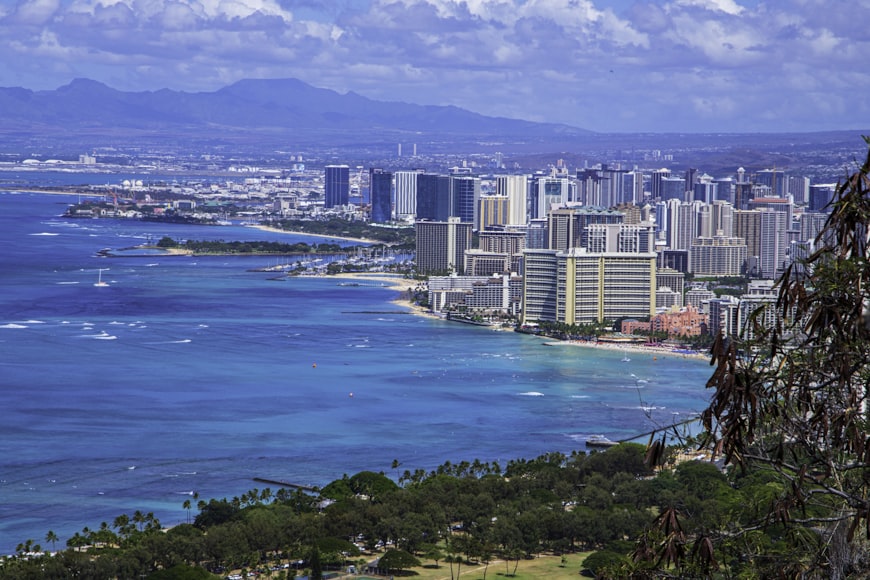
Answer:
[45,530,58,552]
[183,498,192,523]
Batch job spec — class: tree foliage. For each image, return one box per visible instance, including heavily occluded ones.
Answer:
[639,138,870,578]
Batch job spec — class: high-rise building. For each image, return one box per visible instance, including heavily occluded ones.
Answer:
[809,183,837,212]
[522,223,656,325]
[369,168,392,223]
[713,178,735,205]
[661,177,687,202]
[415,217,473,274]
[739,280,778,340]
[692,174,717,205]
[324,165,350,208]
[657,268,685,307]
[758,209,790,279]
[449,175,480,225]
[664,200,704,251]
[531,176,570,219]
[708,295,741,338]
[649,168,672,200]
[755,169,787,197]
[416,173,450,221]
[576,165,627,208]
[734,209,761,270]
[526,218,549,250]
[496,175,529,226]
[622,170,645,205]
[546,206,624,251]
[477,195,509,231]
[690,236,748,276]
[788,176,810,205]
[394,170,423,220]
[749,196,794,226]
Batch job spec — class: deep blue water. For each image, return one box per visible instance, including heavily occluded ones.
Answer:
[0,192,713,553]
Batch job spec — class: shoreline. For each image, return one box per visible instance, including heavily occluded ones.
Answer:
[542,338,709,361]
[314,271,446,321]
[249,223,379,245]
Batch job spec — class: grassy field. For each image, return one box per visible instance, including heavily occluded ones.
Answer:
[335,552,594,580]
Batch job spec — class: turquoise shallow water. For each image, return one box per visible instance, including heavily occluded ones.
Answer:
[0,192,713,552]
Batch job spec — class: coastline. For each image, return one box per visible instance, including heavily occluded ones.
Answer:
[249,223,378,245]
[320,271,445,321]
[542,338,709,361]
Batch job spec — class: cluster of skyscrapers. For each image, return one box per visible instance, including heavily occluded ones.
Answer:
[322,161,837,338]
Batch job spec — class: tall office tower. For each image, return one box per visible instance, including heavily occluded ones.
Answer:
[577,165,624,207]
[692,174,717,204]
[734,209,761,269]
[734,181,753,210]
[576,167,604,206]
[416,173,450,221]
[649,168,671,200]
[661,176,687,202]
[477,195,509,231]
[546,206,624,251]
[368,168,392,223]
[684,168,698,193]
[758,209,789,280]
[622,170,645,205]
[689,236,748,276]
[713,178,735,204]
[526,218,548,249]
[415,217,473,274]
[531,176,570,219]
[755,169,787,197]
[496,174,529,226]
[449,175,480,225]
[394,170,422,220]
[324,165,350,208]
[788,176,810,205]
[809,183,837,212]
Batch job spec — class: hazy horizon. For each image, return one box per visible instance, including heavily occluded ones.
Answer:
[0,0,867,134]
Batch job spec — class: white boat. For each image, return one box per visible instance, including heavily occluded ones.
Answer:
[621,351,631,362]
[94,268,109,287]
[586,435,618,448]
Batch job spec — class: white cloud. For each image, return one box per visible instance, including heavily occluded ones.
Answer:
[12,0,61,24]
[0,0,868,131]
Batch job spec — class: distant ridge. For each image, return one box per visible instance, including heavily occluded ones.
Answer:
[0,77,592,150]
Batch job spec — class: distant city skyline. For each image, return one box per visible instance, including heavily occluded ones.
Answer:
[0,0,867,134]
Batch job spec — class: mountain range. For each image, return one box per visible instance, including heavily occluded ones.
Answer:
[0,78,590,153]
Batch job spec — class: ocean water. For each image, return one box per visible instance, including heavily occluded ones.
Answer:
[0,192,714,553]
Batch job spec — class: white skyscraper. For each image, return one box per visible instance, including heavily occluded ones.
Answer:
[394,170,422,221]
[496,174,529,226]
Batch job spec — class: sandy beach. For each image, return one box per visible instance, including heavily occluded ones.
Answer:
[543,338,709,361]
[323,271,444,321]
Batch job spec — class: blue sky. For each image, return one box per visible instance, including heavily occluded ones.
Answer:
[0,0,866,133]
